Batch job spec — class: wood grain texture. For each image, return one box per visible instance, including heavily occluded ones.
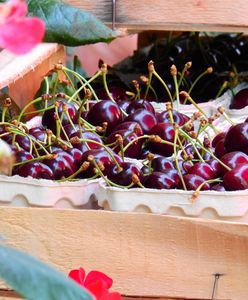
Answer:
[65,0,248,33]
[0,44,65,108]
[0,208,247,299]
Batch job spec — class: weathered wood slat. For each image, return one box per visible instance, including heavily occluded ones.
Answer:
[0,208,247,299]
[65,0,248,33]
[0,44,65,108]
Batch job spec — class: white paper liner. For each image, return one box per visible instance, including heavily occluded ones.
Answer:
[96,181,248,222]
[0,174,100,208]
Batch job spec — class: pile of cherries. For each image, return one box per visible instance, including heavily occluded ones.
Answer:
[1,62,248,196]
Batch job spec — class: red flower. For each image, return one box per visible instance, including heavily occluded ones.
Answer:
[68,268,121,300]
[0,0,45,54]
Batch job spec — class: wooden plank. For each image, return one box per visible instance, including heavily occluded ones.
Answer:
[0,44,65,109]
[65,0,248,33]
[0,207,246,299]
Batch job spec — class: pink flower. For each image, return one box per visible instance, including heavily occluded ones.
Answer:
[68,268,121,300]
[0,0,45,54]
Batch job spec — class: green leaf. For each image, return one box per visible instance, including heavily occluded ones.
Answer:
[0,245,93,300]
[27,0,116,46]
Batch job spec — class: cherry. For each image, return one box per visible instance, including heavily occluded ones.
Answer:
[144,171,179,189]
[223,164,248,190]
[214,139,227,158]
[96,86,128,102]
[113,121,143,136]
[29,127,47,142]
[156,110,189,126]
[117,99,132,113]
[70,131,103,153]
[66,147,83,166]
[81,148,121,177]
[174,160,192,175]
[148,123,175,156]
[43,152,74,180]
[15,150,33,163]
[12,135,31,152]
[63,124,81,139]
[52,150,76,172]
[107,162,142,186]
[151,157,175,172]
[181,174,210,191]
[207,159,221,176]
[224,123,248,152]
[230,88,248,109]
[187,162,216,180]
[125,109,157,134]
[42,99,77,133]
[87,100,122,134]
[212,132,226,148]
[211,183,226,191]
[105,129,143,158]
[127,99,155,114]
[13,162,54,180]
[220,151,248,175]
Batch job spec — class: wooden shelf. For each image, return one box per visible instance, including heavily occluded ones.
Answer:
[65,0,248,33]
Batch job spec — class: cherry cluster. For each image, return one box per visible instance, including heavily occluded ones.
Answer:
[1,62,247,196]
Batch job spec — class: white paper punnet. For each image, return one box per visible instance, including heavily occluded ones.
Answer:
[0,175,99,208]
[96,181,248,223]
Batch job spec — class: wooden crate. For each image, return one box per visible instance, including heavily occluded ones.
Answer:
[66,0,248,33]
[0,207,248,300]
[0,44,65,109]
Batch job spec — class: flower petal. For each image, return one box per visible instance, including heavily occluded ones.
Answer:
[86,280,109,300]
[0,17,45,54]
[85,271,113,289]
[100,292,122,300]
[68,268,86,286]
[0,0,27,23]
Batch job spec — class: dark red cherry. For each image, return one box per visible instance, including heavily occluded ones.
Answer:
[181,174,210,190]
[43,153,74,180]
[223,164,248,191]
[87,100,122,134]
[113,121,143,136]
[151,157,174,172]
[187,162,216,180]
[29,127,47,143]
[127,99,155,114]
[117,99,132,113]
[107,162,142,186]
[63,124,81,139]
[81,148,122,177]
[211,183,226,191]
[220,151,248,175]
[13,162,54,180]
[230,88,248,109]
[173,160,192,175]
[51,150,76,172]
[105,129,143,159]
[156,110,189,126]
[15,150,33,163]
[224,123,248,152]
[96,86,128,102]
[125,109,157,134]
[207,159,221,176]
[70,131,103,153]
[148,123,175,157]
[214,139,227,158]
[66,147,83,166]
[212,132,226,148]
[144,171,178,189]
[42,99,77,133]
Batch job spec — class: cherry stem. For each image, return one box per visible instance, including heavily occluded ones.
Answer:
[174,128,187,191]
[152,70,173,103]
[172,74,180,110]
[190,177,223,202]
[13,154,53,167]
[17,97,42,122]
[62,66,100,102]
[188,69,211,95]
[215,81,228,99]
[1,106,8,123]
